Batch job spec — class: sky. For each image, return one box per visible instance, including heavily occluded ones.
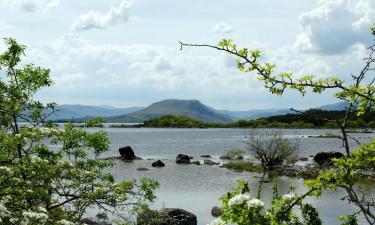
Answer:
[0,0,374,110]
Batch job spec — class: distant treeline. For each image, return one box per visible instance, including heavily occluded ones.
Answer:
[143,110,375,129]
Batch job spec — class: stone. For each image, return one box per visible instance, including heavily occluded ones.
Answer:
[191,160,201,165]
[176,154,191,164]
[137,167,149,171]
[200,155,211,158]
[314,151,344,166]
[211,207,221,217]
[204,159,220,165]
[299,157,309,161]
[152,160,165,167]
[137,208,197,225]
[118,146,135,160]
[81,213,112,225]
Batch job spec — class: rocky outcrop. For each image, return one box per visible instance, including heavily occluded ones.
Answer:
[81,213,112,225]
[204,159,220,165]
[314,151,344,166]
[176,154,191,164]
[119,146,135,160]
[137,208,197,225]
[152,160,165,167]
[191,161,201,165]
[211,207,221,217]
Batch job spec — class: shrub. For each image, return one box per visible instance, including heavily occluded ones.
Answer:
[246,129,300,170]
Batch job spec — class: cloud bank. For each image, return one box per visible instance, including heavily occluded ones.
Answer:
[72,0,134,31]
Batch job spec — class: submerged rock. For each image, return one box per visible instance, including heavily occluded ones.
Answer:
[176,154,191,164]
[152,160,165,167]
[299,157,309,161]
[314,151,344,166]
[137,167,150,171]
[119,146,135,160]
[191,160,201,165]
[200,155,211,158]
[204,159,220,165]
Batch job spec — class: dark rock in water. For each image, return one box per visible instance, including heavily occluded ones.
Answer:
[299,157,309,161]
[191,161,201,165]
[176,154,191,164]
[134,156,143,160]
[314,151,344,166]
[200,155,211,158]
[220,155,243,160]
[137,167,150,171]
[81,213,112,225]
[137,208,197,225]
[152,160,165,167]
[164,208,197,225]
[204,159,220,165]
[119,146,135,160]
[189,156,194,159]
[211,207,221,217]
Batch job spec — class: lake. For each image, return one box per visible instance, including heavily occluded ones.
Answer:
[87,127,375,225]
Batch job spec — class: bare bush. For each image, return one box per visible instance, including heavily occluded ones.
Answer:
[246,129,300,170]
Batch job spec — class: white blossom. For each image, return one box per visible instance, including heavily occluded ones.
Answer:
[0,166,11,173]
[282,193,297,200]
[228,193,250,206]
[22,210,48,224]
[208,218,226,225]
[30,155,42,163]
[247,198,264,208]
[57,219,75,225]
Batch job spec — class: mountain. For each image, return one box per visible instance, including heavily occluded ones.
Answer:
[317,102,351,111]
[106,99,234,123]
[217,108,294,120]
[47,105,143,121]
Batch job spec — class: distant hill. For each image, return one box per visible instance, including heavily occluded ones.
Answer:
[317,102,352,111]
[47,105,143,121]
[217,109,294,120]
[106,99,234,123]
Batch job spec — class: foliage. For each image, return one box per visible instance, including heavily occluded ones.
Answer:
[246,130,300,170]
[181,22,375,225]
[222,148,246,159]
[143,115,206,128]
[208,181,325,225]
[84,117,105,128]
[0,38,159,225]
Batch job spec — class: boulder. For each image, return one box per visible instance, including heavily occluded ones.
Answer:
[176,154,191,164]
[313,151,344,166]
[152,160,165,167]
[204,159,220,165]
[211,207,221,217]
[137,208,197,225]
[118,146,135,160]
[191,161,201,165]
[81,213,112,225]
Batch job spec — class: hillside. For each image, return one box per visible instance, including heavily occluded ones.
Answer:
[47,105,143,121]
[106,99,234,123]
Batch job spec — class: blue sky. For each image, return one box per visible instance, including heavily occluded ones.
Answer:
[0,0,374,110]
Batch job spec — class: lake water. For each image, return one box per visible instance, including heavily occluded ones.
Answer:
[88,128,375,225]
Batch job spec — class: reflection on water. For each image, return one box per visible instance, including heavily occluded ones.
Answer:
[93,128,374,225]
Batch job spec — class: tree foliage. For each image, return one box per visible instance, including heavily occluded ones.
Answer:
[182,24,375,224]
[0,38,158,225]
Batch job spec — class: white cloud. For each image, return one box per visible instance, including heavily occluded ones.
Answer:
[293,0,374,54]
[211,22,234,35]
[0,0,60,12]
[72,0,134,31]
